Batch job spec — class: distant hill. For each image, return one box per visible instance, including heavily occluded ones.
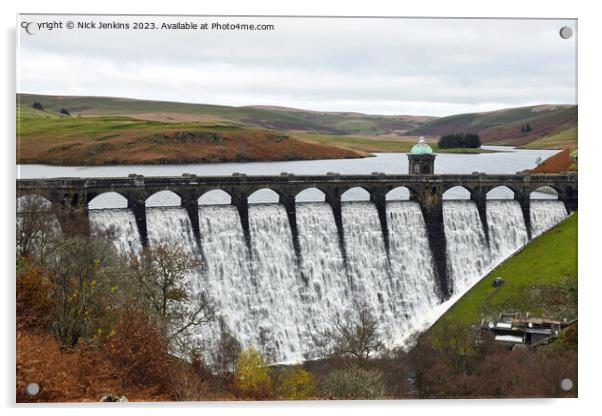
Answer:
[16,94,578,165]
[17,94,434,136]
[16,103,364,165]
[407,104,577,149]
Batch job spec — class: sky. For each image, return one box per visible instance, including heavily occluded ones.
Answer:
[17,15,577,116]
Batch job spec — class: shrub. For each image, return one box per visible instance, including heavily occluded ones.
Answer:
[104,309,170,389]
[32,101,43,110]
[16,259,54,330]
[234,347,273,399]
[321,365,385,399]
[277,366,317,400]
[60,108,71,116]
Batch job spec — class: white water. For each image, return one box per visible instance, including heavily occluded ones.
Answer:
[247,204,306,362]
[487,200,529,264]
[386,201,441,340]
[295,203,351,352]
[89,209,143,255]
[530,200,568,238]
[75,198,571,363]
[341,202,400,345]
[443,201,492,296]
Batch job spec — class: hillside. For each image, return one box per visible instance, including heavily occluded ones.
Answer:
[17,93,433,136]
[407,104,577,149]
[16,105,364,165]
[425,213,577,344]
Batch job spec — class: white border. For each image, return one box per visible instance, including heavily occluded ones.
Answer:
[3,1,600,415]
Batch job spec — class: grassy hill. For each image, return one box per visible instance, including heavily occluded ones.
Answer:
[16,94,576,165]
[407,104,577,149]
[425,213,577,346]
[17,93,433,136]
[16,104,364,165]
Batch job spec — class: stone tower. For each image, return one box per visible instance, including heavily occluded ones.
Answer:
[407,137,436,174]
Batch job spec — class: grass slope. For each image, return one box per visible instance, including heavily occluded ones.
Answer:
[17,93,433,136]
[16,105,363,165]
[427,213,577,342]
[408,105,577,149]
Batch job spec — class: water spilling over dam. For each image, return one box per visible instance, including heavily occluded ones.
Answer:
[18,172,578,363]
[85,198,568,363]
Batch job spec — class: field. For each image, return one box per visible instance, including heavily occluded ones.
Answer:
[17,94,576,165]
[426,213,577,344]
[16,105,364,165]
[291,132,496,154]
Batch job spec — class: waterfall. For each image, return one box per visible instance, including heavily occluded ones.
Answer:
[341,202,399,344]
[443,201,491,295]
[530,200,568,238]
[78,195,569,363]
[387,201,441,338]
[146,207,199,254]
[197,205,256,360]
[295,202,350,352]
[246,204,306,363]
[89,208,143,255]
[487,200,529,263]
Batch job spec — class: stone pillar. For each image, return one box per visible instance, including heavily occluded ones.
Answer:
[54,192,91,236]
[326,191,348,267]
[231,192,252,256]
[370,191,391,260]
[129,199,148,247]
[416,185,449,300]
[471,189,489,244]
[516,193,532,240]
[559,185,578,213]
[182,198,201,243]
[281,194,302,264]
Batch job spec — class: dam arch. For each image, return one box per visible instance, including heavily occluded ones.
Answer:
[87,191,129,209]
[248,188,280,204]
[146,190,182,207]
[198,189,232,205]
[341,186,371,202]
[295,187,326,203]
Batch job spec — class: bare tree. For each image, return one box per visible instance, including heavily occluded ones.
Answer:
[16,195,58,263]
[314,300,385,362]
[127,243,216,354]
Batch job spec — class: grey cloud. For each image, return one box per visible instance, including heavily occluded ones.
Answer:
[17,15,576,116]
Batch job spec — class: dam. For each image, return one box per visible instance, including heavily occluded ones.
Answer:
[17,172,578,362]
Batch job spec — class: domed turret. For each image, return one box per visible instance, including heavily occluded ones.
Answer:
[410,137,434,155]
[407,137,436,174]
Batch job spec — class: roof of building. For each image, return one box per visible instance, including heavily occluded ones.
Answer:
[410,137,434,155]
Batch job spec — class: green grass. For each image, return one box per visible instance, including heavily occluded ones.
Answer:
[520,127,578,149]
[427,213,577,344]
[17,93,430,136]
[292,132,496,154]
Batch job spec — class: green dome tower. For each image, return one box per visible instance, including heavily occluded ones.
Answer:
[407,137,436,174]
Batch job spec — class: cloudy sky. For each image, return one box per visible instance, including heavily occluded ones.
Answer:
[17,15,576,116]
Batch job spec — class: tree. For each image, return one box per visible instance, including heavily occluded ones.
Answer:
[32,101,43,110]
[315,300,385,362]
[321,365,385,399]
[16,195,58,263]
[207,319,241,393]
[60,108,71,116]
[48,235,118,349]
[438,133,481,149]
[234,347,273,399]
[127,243,216,354]
[277,366,317,400]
